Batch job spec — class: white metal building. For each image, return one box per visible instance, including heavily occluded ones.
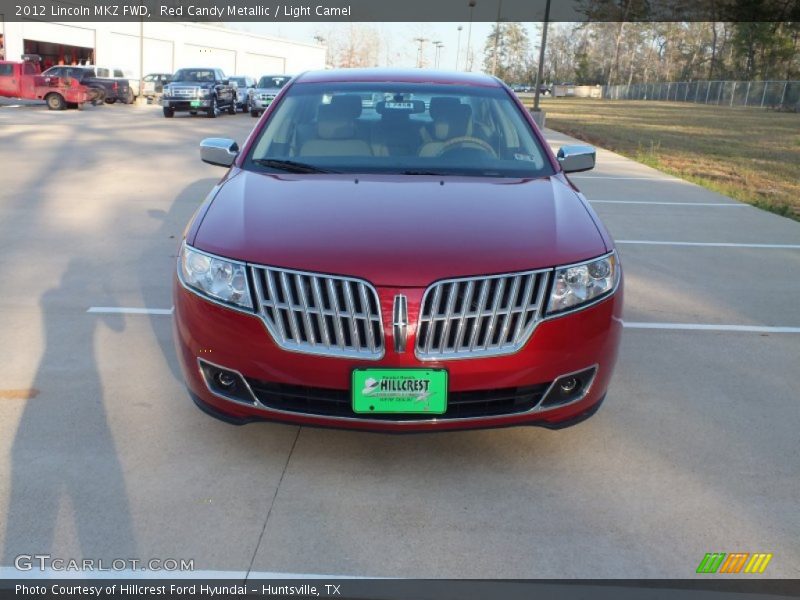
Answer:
[0,21,325,77]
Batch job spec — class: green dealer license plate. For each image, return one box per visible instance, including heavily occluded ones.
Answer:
[352,369,447,415]
[190,101,201,107]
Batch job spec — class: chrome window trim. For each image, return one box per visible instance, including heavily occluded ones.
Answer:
[197,357,600,425]
[414,268,550,361]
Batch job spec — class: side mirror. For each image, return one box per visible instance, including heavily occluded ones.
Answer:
[557,145,596,173]
[200,138,239,167]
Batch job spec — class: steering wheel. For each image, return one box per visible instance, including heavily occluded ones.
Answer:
[435,136,497,158]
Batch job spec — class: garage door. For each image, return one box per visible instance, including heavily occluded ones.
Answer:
[184,44,236,77]
[240,53,285,78]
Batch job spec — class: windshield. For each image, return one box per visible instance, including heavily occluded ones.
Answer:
[245,82,554,178]
[257,75,291,89]
[230,77,247,86]
[173,69,215,83]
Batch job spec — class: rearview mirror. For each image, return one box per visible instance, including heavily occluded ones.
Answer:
[200,138,239,167]
[557,145,596,173]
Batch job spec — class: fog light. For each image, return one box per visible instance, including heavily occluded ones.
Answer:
[559,377,578,393]
[216,371,237,389]
[540,367,598,408]
[198,359,255,405]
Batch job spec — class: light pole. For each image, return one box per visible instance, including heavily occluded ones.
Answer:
[455,26,463,70]
[465,0,476,71]
[434,41,443,69]
[533,0,551,112]
[491,0,503,76]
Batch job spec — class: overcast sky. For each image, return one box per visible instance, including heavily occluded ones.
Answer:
[228,21,544,71]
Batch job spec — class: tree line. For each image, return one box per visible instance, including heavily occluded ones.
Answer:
[484,21,800,86]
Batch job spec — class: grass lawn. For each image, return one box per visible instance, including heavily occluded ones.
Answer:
[534,98,800,220]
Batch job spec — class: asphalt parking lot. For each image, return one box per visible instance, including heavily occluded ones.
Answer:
[0,101,798,579]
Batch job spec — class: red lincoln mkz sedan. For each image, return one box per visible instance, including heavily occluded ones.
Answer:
[173,69,623,432]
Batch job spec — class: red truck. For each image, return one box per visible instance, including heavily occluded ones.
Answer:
[0,55,98,110]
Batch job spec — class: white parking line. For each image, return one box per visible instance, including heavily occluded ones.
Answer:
[590,200,745,207]
[82,307,800,335]
[87,306,174,315]
[616,240,800,249]
[623,322,800,334]
[570,175,684,181]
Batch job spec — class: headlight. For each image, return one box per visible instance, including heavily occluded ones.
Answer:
[198,88,210,97]
[179,244,252,310]
[547,252,619,315]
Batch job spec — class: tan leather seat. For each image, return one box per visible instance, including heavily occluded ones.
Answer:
[299,95,372,157]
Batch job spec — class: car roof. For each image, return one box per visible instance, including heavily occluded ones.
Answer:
[294,68,501,88]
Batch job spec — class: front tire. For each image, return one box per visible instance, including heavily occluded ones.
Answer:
[227,101,236,115]
[163,106,175,118]
[206,96,217,118]
[250,109,259,117]
[46,93,65,111]
[124,89,134,104]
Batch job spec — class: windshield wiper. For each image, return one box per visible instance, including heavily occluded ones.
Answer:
[400,169,450,176]
[253,159,339,174]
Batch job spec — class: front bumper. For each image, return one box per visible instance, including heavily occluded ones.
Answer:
[162,98,211,110]
[173,277,623,432]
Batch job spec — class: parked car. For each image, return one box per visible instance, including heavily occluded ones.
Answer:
[0,54,98,110]
[161,68,236,118]
[41,65,130,104]
[141,73,172,100]
[229,76,256,112]
[173,69,623,432]
[90,66,139,103]
[248,74,292,117]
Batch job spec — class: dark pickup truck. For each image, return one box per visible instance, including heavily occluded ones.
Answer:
[161,68,236,118]
[41,65,131,104]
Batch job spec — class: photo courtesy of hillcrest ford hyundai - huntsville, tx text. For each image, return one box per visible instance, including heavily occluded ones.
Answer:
[173,69,623,432]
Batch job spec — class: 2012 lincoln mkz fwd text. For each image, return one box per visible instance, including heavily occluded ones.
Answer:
[173,69,623,432]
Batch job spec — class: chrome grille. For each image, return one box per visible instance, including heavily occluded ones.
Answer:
[259,93,276,101]
[416,270,549,360]
[251,266,384,359]
[172,86,198,98]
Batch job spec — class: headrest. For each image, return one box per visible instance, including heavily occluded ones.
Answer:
[329,94,363,119]
[429,97,463,120]
[316,103,356,140]
[431,103,472,140]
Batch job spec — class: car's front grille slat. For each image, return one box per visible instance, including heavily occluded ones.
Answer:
[252,266,384,359]
[416,270,548,360]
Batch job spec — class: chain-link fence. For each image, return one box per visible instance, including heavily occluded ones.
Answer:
[602,80,800,110]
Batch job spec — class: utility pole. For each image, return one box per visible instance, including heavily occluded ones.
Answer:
[414,37,428,68]
[455,26,463,70]
[533,0,551,112]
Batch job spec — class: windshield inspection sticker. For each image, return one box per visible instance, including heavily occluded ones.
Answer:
[514,153,537,162]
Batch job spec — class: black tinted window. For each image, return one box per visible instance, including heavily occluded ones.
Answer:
[258,76,290,89]
[0,64,13,77]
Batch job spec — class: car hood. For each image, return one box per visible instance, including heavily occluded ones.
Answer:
[192,170,608,287]
[253,87,282,93]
